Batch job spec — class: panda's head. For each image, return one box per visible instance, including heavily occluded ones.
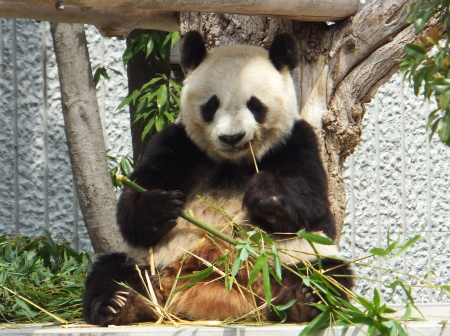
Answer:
[178,31,300,163]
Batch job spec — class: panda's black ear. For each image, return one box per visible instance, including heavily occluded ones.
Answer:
[269,33,300,71]
[180,31,207,74]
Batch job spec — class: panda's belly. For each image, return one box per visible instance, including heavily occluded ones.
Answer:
[152,189,248,270]
[124,189,339,270]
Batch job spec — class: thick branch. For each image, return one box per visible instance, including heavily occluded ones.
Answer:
[327,0,414,95]
[50,22,121,253]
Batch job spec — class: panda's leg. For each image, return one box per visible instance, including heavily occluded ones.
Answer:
[83,252,161,326]
[263,258,354,323]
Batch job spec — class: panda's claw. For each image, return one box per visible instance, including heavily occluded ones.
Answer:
[270,282,320,322]
[107,306,118,314]
[110,298,125,308]
[115,295,128,304]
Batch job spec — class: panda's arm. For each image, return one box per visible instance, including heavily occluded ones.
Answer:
[243,120,336,240]
[117,123,211,247]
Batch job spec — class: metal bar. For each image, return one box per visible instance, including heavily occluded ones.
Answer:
[12,19,20,235]
[375,92,382,293]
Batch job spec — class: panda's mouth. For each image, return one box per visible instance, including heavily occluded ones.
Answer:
[223,141,249,153]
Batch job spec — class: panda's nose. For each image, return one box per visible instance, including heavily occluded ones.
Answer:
[218,132,245,146]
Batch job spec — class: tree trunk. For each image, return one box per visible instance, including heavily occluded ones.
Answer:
[50,22,121,253]
[179,0,418,241]
[126,29,171,164]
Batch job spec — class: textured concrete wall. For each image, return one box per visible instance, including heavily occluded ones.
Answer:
[0,19,448,302]
[340,74,450,303]
[0,20,130,252]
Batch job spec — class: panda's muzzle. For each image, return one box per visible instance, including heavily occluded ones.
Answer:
[218,132,245,146]
[218,132,251,153]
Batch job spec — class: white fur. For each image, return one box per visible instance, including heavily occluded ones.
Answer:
[124,191,339,269]
[178,45,300,163]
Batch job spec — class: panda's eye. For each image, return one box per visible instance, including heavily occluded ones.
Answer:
[247,96,268,123]
[201,95,220,122]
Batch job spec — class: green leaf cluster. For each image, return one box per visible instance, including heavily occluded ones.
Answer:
[121,32,181,141]
[399,0,450,145]
[122,31,180,66]
[118,74,182,141]
[0,230,91,323]
[369,232,422,259]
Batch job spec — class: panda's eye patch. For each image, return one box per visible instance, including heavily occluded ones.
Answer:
[201,95,220,122]
[247,96,268,123]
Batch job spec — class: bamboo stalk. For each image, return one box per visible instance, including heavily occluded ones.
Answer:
[116,175,239,246]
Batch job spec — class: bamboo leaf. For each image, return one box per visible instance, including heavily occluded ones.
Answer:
[297,229,335,245]
[240,246,249,261]
[232,257,242,277]
[177,267,213,292]
[369,247,388,257]
[272,245,282,280]
[248,254,265,287]
[261,256,272,307]
[299,309,330,336]
[108,68,123,77]
[389,235,422,259]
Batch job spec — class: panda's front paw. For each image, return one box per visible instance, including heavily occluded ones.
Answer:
[251,195,286,224]
[88,290,158,326]
[118,189,185,246]
[243,172,297,231]
[89,290,130,326]
[141,189,185,223]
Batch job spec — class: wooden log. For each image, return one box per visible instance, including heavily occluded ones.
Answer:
[0,2,178,38]
[5,0,360,23]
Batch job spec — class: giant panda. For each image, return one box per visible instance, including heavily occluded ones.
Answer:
[83,31,354,326]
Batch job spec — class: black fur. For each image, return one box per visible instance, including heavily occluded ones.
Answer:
[243,120,336,240]
[180,31,207,73]
[85,120,350,325]
[201,95,220,122]
[269,33,300,71]
[83,253,158,326]
[247,96,268,123]
[116,123,211,247]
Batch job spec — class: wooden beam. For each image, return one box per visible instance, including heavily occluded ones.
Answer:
[0,2,178,38]
[5,0,360,23]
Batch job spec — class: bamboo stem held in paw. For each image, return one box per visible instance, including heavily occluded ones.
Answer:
[116,175,239,246]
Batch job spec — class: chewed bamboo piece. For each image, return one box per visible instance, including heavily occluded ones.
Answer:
[248,142,259,173]
[116,175,239,246]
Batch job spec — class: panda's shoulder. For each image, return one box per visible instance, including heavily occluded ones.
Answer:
[289,120,319,147]
[140,123,209,166]
[148,123,190,148]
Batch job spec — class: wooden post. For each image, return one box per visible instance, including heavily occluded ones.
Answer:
[0,2,178,37]
[3,0,360,24]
